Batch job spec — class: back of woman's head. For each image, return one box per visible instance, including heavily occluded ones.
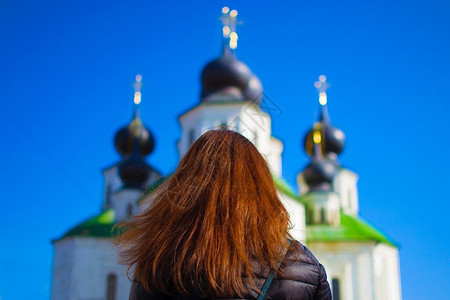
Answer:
[116,129,292,297]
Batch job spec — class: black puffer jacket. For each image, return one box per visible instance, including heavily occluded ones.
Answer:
[130,241,331,300]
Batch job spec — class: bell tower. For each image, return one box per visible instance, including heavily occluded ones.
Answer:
[298,75,355,218]
[177,7,283,176]
[105,75,161,221]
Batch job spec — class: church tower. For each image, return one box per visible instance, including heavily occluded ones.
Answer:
[175,7,306,240]
[108,75,161,221]
[298,76,402,300]
[177,7,283,176]
[51,76,161,300]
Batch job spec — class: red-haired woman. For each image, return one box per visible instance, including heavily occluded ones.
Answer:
[116,129,331,300]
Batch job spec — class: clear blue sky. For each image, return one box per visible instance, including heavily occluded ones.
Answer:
[1,0,449,299]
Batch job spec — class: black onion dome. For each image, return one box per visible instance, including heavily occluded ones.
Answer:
[118,141,151,189]
[303,158,336,192]
[304,123,345,158]
[201,56,263,104]
[114,121,155,157]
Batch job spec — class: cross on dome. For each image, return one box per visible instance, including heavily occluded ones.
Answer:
[131,75,144,137]
[220,6,240,56]
[314,75,329,105]
[133,75,143,105]
[114,75,155,158]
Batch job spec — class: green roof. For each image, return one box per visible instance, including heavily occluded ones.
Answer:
[60,208,118,239]
[306,213,398,247]
[59,174,396,247]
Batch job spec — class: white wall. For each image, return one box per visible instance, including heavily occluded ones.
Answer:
[102,165,121,210]
[52,237,131,300]
[308,242,401,300]
[309,242,377,300]
[333,168,359,215]
[178,102,282,175]
[279,193,306,243]
[112,188,142,222]
[373,244,402,300]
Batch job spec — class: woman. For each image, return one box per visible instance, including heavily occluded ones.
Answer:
[116,129,331,300]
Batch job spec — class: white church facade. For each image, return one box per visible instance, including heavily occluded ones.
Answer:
[51,7,401,300]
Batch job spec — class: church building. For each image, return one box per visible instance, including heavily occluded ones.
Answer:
[51,7,401,300]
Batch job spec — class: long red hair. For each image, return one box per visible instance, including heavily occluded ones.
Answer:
[115,129,293,297]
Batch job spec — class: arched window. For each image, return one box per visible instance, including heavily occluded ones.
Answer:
[106,273,117,300]
[188,129,195,146]
[105,184,113,206]
[320,207,326,224]
[127,204,134,217]
[306,208,314,224]
[332,278,341,300]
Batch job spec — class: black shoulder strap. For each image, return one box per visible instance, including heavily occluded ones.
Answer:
[256,239,292,300]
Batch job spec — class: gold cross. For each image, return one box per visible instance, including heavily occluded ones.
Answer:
[133,75,142,105]
[314,75,329,105]
[220,7,240,54]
